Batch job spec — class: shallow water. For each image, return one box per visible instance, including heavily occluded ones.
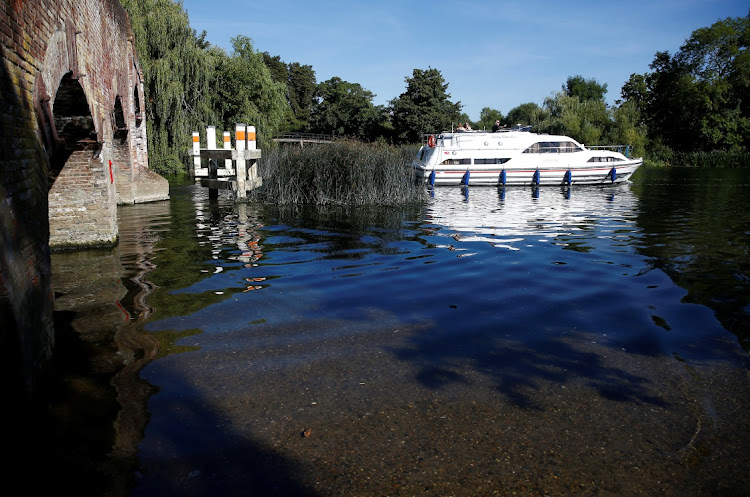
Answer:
[39,167,750,496]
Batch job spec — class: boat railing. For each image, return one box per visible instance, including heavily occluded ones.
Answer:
[420,125,532,142]
[588,145,632,157]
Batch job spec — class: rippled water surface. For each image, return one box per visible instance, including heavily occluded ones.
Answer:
[45,167,750,496]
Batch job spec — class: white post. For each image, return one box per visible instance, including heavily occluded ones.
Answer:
[247,125,257,150]
[235,123,247,199]
[223,131,232,173]
[206,125,217,149]
[246,125,259,189]
[192,131,201,178]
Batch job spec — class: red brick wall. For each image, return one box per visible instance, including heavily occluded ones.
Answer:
[0,0,152,396]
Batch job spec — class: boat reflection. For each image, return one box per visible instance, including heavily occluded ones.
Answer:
[425,184,638,252]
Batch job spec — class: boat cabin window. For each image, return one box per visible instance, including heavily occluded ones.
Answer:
[588,156,624,162]
[441,158,471,165]
[523,141,583,153]
[475,158,510,164]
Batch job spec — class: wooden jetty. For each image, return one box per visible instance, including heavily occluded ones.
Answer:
[191,124,262,199]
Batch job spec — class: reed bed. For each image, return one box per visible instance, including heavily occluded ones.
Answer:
[647,149,750,168]
[254,141,427,205]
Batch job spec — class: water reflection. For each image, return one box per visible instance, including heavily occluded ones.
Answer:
[48,199,171,494]
[193,189,265,291]
[425,184,638,253]
[38,170,750,496]
[632,167,750,347]
[136,179,749,496]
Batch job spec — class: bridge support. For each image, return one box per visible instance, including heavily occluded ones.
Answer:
[1,0,167,397]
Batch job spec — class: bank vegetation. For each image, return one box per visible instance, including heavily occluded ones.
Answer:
[122,1,749,175]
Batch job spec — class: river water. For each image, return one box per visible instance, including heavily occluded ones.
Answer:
[32,167,750,496]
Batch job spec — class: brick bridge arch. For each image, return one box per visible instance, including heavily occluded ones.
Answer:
[1,0,169,396]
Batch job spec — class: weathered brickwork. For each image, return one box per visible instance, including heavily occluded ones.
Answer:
[0,0,167,396]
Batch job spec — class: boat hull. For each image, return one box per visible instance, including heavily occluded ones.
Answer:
[413,161,642,186]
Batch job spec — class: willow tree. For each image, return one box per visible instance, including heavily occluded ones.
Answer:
[534,91,646,155]
[122,0,216,174]
[535,92,609,145]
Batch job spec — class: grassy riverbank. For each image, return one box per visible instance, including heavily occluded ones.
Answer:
[255,141,426,205]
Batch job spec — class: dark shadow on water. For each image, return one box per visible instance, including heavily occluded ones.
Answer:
[5,307,322,497]
[131,371,321,497]
[5,309,123,497]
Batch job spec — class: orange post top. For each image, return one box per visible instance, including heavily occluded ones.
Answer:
[236,130,246,141]
[192,134,200,142]
[223,134,231,142]
[247,131,256,141]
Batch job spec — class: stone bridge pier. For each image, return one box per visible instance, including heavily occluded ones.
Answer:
[1,0,168,396]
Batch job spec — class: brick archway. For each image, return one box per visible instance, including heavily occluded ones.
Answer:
[1,0,168,396]
[48,72,118,247]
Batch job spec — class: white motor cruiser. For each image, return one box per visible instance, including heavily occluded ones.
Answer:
[412,126,642,186]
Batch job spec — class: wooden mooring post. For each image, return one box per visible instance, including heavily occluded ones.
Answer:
[191,124,262,199]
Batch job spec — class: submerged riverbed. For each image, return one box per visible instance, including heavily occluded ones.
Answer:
[26,167,750,496]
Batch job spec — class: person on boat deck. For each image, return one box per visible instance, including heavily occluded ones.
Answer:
[492,120,501,132]
[464,122,472,131]
[455,123,466,131]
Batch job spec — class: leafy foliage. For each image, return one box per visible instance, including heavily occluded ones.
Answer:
[504,102,541,126]
[563,75,608,102]
[262,53,317,132]
[307,77,385,139]
[622,13,750,154]
[211,36,287,150]
[533,92,646,157]
[390,68,462,143]
[121,0,216,174]
[476,107,503,131]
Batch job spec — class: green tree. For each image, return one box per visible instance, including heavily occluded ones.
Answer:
[504,102,541,127]
[390,68,462,144]
[212,35,288,150]
[261,52,288,85]
[639,14,750,152]
[287,62,317,129]
[458,112,475,129]
[563,75,608,102]
[477,107,504,131]
[121,0,216,174]
[535,92,606,145]
[307,77,380,139]
[606,101,647,158]
[619,73,649,120]
[261,54,317,132]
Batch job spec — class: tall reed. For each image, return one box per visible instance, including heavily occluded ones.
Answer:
[647,149,750,168]
[254,141,427,205]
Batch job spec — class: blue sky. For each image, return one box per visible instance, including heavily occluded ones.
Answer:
[180,0,748,121]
